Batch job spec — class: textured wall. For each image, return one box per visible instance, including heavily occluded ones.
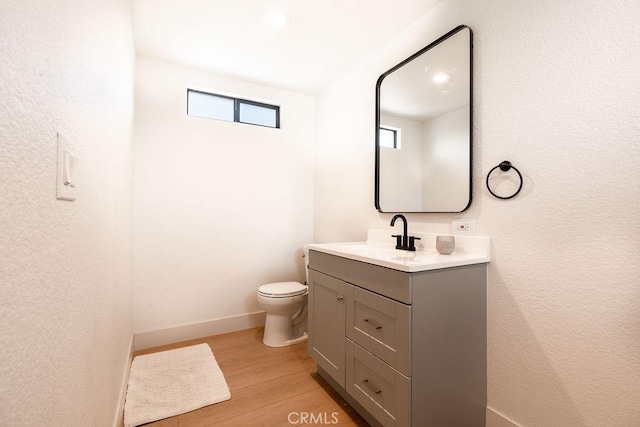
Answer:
[315,0,640,425]
[0,0,134,424]
[133,58,315,334]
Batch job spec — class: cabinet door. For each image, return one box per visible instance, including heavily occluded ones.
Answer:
[308,269,346,387]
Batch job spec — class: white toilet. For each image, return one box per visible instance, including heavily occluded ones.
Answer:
[257,248,309,347]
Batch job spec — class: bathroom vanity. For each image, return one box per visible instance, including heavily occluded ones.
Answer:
[306,230,490,427]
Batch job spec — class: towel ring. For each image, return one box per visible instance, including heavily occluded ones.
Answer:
[486,161,523,199]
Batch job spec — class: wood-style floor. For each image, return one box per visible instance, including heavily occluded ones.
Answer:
[132,327,369,426]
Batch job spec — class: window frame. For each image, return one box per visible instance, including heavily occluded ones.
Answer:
[379,125,400,149]
[187,89,280,129]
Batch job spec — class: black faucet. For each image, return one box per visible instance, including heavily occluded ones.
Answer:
[390,214,420,251]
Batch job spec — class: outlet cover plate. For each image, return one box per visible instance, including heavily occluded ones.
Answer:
[56,133,76,201]
[452,218,476,235]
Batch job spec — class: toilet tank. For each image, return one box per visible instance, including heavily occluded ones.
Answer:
[303,245,310,285]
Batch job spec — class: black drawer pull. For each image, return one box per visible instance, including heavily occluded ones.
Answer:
[364,318,382,330]
[362,379,382,394]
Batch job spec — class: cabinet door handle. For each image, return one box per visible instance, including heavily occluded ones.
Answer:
[364,318,382,330]
[337,295,344,301]
[362,379,382,394]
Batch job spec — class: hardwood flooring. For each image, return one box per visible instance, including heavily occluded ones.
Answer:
[132,328,369,426]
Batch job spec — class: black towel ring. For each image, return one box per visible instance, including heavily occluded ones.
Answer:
[486,161,523,199]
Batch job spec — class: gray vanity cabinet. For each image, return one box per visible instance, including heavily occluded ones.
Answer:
[307,269,346,387]
[345,284,411,376]
[308,249,487,427]
[345,339,411,426]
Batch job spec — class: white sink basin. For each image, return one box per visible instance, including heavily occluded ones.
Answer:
[306,229,490,273]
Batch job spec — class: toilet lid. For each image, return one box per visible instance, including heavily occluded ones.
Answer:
[259,282,307,298]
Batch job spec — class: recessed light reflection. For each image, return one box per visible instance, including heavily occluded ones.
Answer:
[266,12,290,28]
[432,73,451,84]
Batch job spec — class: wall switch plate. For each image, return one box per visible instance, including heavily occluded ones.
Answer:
[56,133,76,201]
[452,218,476,235]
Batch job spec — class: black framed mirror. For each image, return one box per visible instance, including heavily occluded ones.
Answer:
[375,25,473,213]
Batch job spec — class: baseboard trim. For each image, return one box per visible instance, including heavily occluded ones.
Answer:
[133,311,267,351]
[112,334,134,427]
[487,406,520,427]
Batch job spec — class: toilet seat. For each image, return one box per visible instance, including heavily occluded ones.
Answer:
[258,282,307,298]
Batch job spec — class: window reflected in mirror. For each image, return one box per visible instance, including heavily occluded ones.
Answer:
[379,126,400,149]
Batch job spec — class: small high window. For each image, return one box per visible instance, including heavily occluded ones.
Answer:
[187,89,280,128]
[379,126,400,149]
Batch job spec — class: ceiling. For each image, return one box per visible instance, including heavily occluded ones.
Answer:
[131,0,444,94]
[380,27,470,121]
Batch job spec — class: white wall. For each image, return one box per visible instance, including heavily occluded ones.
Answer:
[315,0,640,426]
[0,1,134,425]
[379,113,423,211]
[133,58,315,336]
[422,106,470,211]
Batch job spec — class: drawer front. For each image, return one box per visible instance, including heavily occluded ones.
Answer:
[346,340,410,427]
[309,250,412,304]
[346,284,411,376]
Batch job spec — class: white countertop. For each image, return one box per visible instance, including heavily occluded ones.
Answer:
[306,229,490,273]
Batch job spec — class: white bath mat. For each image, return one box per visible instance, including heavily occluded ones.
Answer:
[124,343,231,427]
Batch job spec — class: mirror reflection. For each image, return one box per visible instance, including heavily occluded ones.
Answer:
[375,26,472,213]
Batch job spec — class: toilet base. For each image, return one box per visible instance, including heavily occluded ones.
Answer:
[262,313,308,347]
[263,331,308,348]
